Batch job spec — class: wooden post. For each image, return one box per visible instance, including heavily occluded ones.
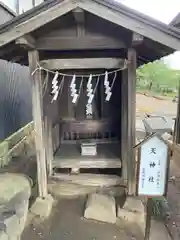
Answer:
[174,80,180,143]
[121,48,136,195]
[144,198,153,240]
[127,48,136,195]
[44,116,53,176]
[100,78,104,119]
[121,69,128,183]
[28,50,48,198]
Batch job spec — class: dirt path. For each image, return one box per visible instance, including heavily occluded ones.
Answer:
[22,197,141,240]
[136,94,177,116]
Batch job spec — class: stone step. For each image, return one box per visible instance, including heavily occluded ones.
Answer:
[48,180,125,198]
[51,173,124,187]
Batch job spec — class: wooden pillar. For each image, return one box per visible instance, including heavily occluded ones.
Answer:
[44,116,53,176]
[174,81,180,144]
[121,69,128,183]
[121,48,136,195]
[28,50,48,198]
[100,78,104,119]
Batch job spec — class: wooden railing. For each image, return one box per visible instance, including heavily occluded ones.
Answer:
[0,122,34,168]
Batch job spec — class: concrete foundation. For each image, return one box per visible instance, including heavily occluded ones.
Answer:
[30,194,54,219]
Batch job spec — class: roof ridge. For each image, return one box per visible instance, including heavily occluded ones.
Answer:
[0,1,16,17]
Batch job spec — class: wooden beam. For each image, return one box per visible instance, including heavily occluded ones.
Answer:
[40,58,126,70]
[36,36,126,50]
[28,50,48,198]
[73,7,85,24]
[132,32,144,46]
[0,0,78,47]
[78,0,180,50]
[16,34,35,49]
[73,7,85,37]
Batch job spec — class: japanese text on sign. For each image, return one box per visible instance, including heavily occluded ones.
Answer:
[138,135,168,196]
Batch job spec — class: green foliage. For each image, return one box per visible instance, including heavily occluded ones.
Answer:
[137,60,180,95]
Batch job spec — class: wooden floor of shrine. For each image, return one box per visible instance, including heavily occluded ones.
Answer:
[53,141,121,169]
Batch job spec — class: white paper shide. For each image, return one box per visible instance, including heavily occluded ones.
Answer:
[138,135,168,196]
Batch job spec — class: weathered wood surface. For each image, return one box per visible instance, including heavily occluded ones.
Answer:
[132,32,144,46]
[28,50,47,198]
[53,142,121,169]
[121,48,136,194]
[48,180,125,197]
[73,7,85,24]
[16,34,35,49]
[36,36,127,50]
[51,173,124,187]
[121,48,136,195]
[0,1,78,47]
[44,116,53,177]
[78,0,180,49]
[73,7,85,37]
[127,48,136,195]
[0,0,179,51]
[172,144,180,169]
[52,124,60,152]
[121,69,128,182]
[174,84,180,144]
[40,58,126,70]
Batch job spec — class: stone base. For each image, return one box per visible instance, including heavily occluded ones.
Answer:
[84,194,116,224]
[30,195,54,219]
[117,197,145,232]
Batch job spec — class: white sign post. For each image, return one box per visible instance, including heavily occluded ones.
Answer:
[138,134,169,196]
[136,133,169,240]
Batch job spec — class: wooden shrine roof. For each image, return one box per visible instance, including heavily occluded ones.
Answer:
[0,0,180,65]
[0,1,16,17]
[170,13,180,28]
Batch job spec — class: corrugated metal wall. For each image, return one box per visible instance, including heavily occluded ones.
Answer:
[0,60,32,141]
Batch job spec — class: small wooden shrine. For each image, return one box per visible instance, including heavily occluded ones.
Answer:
[0,0,179,199]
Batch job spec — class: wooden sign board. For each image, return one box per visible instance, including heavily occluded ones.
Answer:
[136,134,169,197]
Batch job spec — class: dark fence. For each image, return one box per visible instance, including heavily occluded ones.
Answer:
[0,60,32,141]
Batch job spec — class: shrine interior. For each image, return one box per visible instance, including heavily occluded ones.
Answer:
[47,69,122,176]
